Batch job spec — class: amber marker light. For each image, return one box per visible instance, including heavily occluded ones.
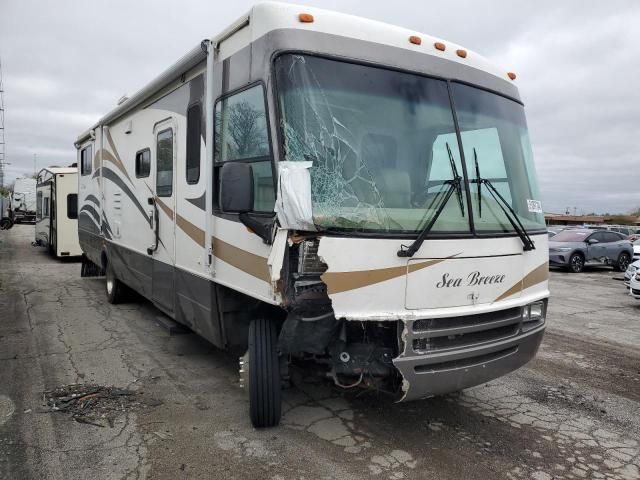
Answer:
[434,42,446,51]
[409,35,422,45]
[298,13,314,23]
[507,72,517,80]
[456,49,467,58]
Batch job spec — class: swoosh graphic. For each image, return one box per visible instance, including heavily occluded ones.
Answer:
[104,129,133,183]
[494,262,549,302]
[101,167,150,225]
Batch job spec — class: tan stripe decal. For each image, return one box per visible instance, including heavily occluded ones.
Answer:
[155,198,205,247]
[212,236,270,283]
[494,262,549,302]
[104,130,132,183]
[322,257,450,295]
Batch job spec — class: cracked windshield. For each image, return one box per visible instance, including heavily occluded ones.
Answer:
[275,54,545,234]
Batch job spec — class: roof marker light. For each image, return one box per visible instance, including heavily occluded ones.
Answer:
[456,49,467,58]
[409,35,422,45]
[507,72,517,80]
[434,42,446,52]
[298,13,314,23]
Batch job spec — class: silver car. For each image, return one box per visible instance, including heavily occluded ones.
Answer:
[624,259,640,287]
[548,229,633,273]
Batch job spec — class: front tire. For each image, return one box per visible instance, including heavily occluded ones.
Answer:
[568,253,584,273]
[105,262,126,304]
[616,252,631,272]
[248,317,282,428]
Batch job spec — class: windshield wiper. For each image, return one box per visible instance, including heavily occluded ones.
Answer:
[398,142,464,258]
[472,148,535,251]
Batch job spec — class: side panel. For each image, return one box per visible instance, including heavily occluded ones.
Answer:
[78,136,102,266]
[54,173,82,257]
[35,182,51,246]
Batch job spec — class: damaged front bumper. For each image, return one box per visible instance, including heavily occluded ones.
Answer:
[392,305,546,402]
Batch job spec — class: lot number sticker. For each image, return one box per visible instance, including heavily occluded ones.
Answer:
[527,199,543,213]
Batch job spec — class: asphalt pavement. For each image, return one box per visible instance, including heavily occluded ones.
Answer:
[1,224,639,480]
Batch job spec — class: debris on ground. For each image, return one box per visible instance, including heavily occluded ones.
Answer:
[44,384,162,428]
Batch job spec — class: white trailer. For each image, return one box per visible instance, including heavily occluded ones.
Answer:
[76,2,550,428]
[35,167,82,257]
[10,177,37,224]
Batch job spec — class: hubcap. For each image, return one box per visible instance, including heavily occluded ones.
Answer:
[572,256,583,271]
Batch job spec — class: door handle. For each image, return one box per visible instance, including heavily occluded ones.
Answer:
[147,197,159,255]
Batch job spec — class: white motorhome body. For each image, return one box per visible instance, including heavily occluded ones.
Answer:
[35,167,82,257]
[76,2,550,427]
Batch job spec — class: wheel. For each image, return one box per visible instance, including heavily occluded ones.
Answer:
[248,317,281,428]
[0,217,13,230]
[105,262,126,304]
[616,252,631,272]
[567,253,584,273]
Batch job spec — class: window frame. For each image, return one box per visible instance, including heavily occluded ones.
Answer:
[186,102,202,185]
[135,148,151,179]
[80,145,92,176]
[155,127,174,198]
[270,50,549,240]
[213,81,276,214]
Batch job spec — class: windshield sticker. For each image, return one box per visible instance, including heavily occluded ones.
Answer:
[527,199,543,214]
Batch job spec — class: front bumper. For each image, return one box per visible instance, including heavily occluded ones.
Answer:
[548,253,570,266]
[393,307,545,402]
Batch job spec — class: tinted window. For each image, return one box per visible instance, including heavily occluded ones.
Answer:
[67,194,78,219]
[36,191,42,218]
[186,103,201,184]
[156,129,173,197]
[43,197,49,217]
[80,146,92,175]
[604,232,622,242]
[215,85,269,162]
[589,232,606,242]
[135,149,150,178]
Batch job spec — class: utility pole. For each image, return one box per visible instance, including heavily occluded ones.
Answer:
[33,153,37,177]
[0,56,5,189]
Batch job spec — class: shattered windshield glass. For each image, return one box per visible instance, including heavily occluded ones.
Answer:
[274,54,545,234]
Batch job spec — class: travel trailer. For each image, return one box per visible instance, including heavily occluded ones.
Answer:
[76,2,550,428]
[35,167,82,257]
[9,177,36,224]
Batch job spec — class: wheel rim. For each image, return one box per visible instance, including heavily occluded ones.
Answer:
[571,256,583,272]
[620,255,629,270]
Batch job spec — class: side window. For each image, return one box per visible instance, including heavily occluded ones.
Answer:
[43,196,50,217]
[135,149,150,178]
[186,103,201,184]
[214,84,274,212]
[590,232,605,243]
[156,128,173,197]
[605,232,622,243]
[36,191,42,218]
[80,146,92,175]
[67,194,78,219]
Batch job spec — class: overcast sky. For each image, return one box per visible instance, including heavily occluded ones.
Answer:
[1,0,639,214]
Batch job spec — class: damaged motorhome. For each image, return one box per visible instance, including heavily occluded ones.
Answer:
[76,2,550,427]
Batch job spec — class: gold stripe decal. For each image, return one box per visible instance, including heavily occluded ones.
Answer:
[212,236,270,283]
[322,257,450,295]
[494,262,549,302]
[104,130,132,183]
[155,198,205,247]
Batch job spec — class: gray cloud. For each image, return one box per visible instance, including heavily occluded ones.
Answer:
[1,0,638,213]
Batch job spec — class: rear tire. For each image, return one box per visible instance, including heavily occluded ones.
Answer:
[248,317,282,428]
[568,253,584,273]
[105,262,126,304]
[616,252,631,272]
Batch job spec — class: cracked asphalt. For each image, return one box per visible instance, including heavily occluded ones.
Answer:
[1,224,639,480]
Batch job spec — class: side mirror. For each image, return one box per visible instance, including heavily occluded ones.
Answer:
[587,238,599,244]
[220,162,253,213]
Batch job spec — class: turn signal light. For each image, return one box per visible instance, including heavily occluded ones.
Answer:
[456,49,467,58]
[507,72,517,80]
[434,42,446,51]
[298,13,314,23]
[409,35,422,45]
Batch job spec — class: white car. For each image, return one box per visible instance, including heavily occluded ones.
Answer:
[633,239,640,261]
[624,260,640,287]
[629,270,640,299]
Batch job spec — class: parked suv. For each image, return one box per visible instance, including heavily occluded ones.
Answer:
[548,229,633,273]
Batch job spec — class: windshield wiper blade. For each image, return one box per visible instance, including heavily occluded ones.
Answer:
[398,143,464,258]
[473,148,482,218]
[472,151,535,251]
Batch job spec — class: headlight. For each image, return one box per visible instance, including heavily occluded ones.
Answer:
[522,300,546,332]
[635,273,640,282]
[550,247,571,253]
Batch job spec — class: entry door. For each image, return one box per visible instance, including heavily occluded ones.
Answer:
[151,120,177,313]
